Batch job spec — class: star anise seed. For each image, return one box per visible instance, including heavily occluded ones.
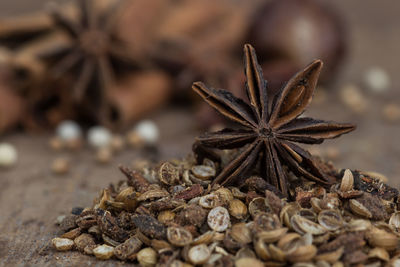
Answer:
[192,44,355,197]
[42,0,135,124]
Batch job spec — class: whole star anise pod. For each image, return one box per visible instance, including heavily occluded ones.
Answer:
[43,0,135,123]
[192,44,355,197]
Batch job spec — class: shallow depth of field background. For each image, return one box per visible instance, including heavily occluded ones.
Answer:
[0,0,399,265]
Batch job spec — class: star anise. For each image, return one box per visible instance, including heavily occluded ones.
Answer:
[42,0,135,123]
[192,44,355,197]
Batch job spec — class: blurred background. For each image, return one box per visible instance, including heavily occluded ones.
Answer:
[0,0,399,265]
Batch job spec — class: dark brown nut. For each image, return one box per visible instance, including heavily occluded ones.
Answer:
[114,236,143,260]
[132,215,167,240]
[167,226,193,247]
[174,184,204,200]
[96,209,129,242]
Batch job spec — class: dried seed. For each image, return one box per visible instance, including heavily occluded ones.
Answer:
[215,188,234,204]
[137,189,169,201]
[61,228,81,240]
[192,231,215,245]
[74,233,96,252]
[318,210,343,231]
[228,199,247,219]
[158,210,175,224]
[114,236,142,261]
[368,247,390,262]
[248,197,272,218]
[315,246,344,264]
[230,223,252,244]
[349,199,372,218]
[159,162,180,185]
[207,207,230,232]
[339,169,353,192]
[257,227,288,243]
[114,187,138,211]
[102,234,121,247]
[175,204,208,228]
[277,233,302,251]
[191,165,215,180]
[290,215,326,235]
[167,226,193,247]
[253,212,281,232]
[151,239,172,251]
[286,245,317,263]
[199,194,223,209]
[188,244,211,265]
[346,219,371,232]
[235,257,264,267]
[174,184,204,200]
[254,237,271,260]
[52,237,74,251]
[93,244,114,260]
[51,157,69,174]
[268,244,286,262]
[137,247,157,267]
[366,227,398,251]
[132,215,167,240]
[390,212,400,231]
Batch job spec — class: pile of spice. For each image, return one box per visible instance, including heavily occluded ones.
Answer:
[52,159,400,266]
[52,45,399,266]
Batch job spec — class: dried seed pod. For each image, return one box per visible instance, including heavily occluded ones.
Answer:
[151,239,172,251]
[257,227,288,243]
[174,184,204,200]
[114,187,138,211]
[286,245,317,263]
[346,219,371,232]
[74,233,96,252]
[310,197,322,213]
[249,197,272,218]
[215,188,234,204]
[61,228,81,240]
[52,237,74,251]
[192,231,215,245]
[231,187,247,199]
[235,247,256,259]
[253,212,281,232]
[89,244,112,260]
[368,247,390,262]
[207,207,230,232]
[137,189,169,201]
[366,227,398,251]
[318,209,343,231]
[228,199,247,219]
[298,209,317,222]
[277,233,302,251]
[230,223,252,244]
[320,194,341,210]
[102,234,121,247]
[389,212,400,231]
[199,194,223,209]
[268,244,286,262]
[159,162,180,185]
[137,247,157,267]
[235,257,265,267]
[280,202,301,228]
[167,226,193,247]
[191,165,216,180]
[349,199,372,218]
[114,236,143,261]
[315,246,344,264]
[188,244,211,265]
[254,237,271,260]
[158,210,176,224]
[290,215,327,235]
[339,169,354,192]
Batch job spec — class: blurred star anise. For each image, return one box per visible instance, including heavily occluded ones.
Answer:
[43,0,135,123]
[192,44,355,197]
